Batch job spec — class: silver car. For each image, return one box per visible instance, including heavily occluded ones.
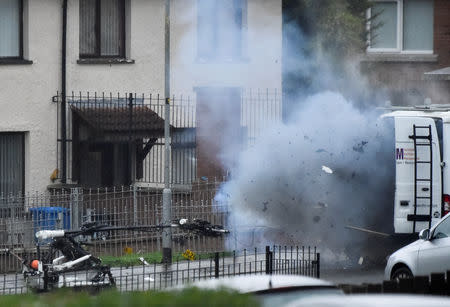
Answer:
[287,294,450,307]
[385,212,450,280]
[176,275,343,307]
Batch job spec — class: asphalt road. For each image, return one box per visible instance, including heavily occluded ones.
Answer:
[321,266,386,285]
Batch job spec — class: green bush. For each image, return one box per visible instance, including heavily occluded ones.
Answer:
[100,251,233,267]
[0,288,260,307]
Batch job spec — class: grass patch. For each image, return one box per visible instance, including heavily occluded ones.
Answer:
[100,251,234,267]
[0,288,259,307]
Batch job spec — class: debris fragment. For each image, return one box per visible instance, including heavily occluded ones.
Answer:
[358,257,364,265]
[316,149,327,153]
[345,225,390,237]
[139,257,149,266]
[313,216,321,223]
[321,165,333,174]
[262,201,268,212]
[315,202,328,209]
[353,141,368,153]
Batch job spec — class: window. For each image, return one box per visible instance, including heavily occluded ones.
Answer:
[0,133,25,196]
[197,0,247,61]
[368,0,433,53]
[432,217,450,239]
[0,0,22,58]
[80,0,125,58]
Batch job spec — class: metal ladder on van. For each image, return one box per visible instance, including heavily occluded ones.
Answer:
[408,125,433,232]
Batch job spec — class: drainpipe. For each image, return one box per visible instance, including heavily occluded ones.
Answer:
[61,0,68,184]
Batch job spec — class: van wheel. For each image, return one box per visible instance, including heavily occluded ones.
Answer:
[391,267,413,281]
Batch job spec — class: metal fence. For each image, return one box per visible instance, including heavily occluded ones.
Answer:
[0,181,229,273]
[55,89,282,186]
[0,245,320,295]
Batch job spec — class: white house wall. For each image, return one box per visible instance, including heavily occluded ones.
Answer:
[0,0,60,193]
[0,0,282,194]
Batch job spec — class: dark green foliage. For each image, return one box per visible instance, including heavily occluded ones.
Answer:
[282,0,373,109]
[283,0,371,55]
[0,288,260,307]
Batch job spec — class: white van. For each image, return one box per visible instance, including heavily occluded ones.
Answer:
[383,105,450,234]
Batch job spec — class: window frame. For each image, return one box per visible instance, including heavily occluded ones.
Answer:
[431,215,450,240]
[196,0,247,62]
[0,132,25,197]
[0,0,24,60]
[367,0,433,54]
[79,0,126,59]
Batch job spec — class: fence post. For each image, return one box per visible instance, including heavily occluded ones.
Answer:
[269,251,273,275]
[265,246,270,274]
[70,188,82,230]
[56,212,63,229]
[413,276,430,294]
[398,278,414,294]
[316,253,320,279]
[446,271,450,295]
[133,185,138,225]
[382,280,398,293]
[214,252,219,278]
[430,273,446,295]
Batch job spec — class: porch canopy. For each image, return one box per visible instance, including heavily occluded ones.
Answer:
[424,67,450,81]
[70,103,172,139]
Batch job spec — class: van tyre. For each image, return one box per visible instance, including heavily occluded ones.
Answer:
[391,266,413,281]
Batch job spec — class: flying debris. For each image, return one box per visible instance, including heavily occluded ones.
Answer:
[139,257,149,266]
[314,202,328,209]
[352,141,368,153]
[321,165,333,174]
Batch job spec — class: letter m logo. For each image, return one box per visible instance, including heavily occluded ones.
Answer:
[396,148,404,160]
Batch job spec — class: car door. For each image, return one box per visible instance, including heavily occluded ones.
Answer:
[417,215,450,275]
[394,117,442,233]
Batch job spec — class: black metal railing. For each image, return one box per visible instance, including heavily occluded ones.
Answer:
[54,89,282,187]
[0,245,319,295]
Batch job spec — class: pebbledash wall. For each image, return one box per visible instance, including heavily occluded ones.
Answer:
[0,0,282,194]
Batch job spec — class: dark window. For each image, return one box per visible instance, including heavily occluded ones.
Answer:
[79,0,125,58]
[197,0,246,60]
[0,0,23,58]
[0,133,25,196]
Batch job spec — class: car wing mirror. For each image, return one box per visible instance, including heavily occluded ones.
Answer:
[419,229,430,240]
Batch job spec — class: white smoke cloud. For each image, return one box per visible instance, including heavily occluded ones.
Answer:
[171,1,395,265]
[216,92,395,263]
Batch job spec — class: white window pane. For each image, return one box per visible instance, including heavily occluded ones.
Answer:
[197,0,216,58]
[371,2,398,49]
[403,0,433,51]
[216,0,244,58]
[0,0,20,57]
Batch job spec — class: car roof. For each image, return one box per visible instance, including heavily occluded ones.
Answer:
[175,275,335,293]
[287,294,450,307]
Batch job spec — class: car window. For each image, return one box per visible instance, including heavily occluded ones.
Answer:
[432,217,450,239]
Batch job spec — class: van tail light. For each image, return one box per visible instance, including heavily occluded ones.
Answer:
[443,194,450,216]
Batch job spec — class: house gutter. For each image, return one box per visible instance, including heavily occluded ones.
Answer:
[61,0,68,184]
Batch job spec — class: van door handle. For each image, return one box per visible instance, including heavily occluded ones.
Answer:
[400,201,409,206]
[422,188,429,192]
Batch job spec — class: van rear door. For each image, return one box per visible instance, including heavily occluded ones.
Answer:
[394,117,442,233]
